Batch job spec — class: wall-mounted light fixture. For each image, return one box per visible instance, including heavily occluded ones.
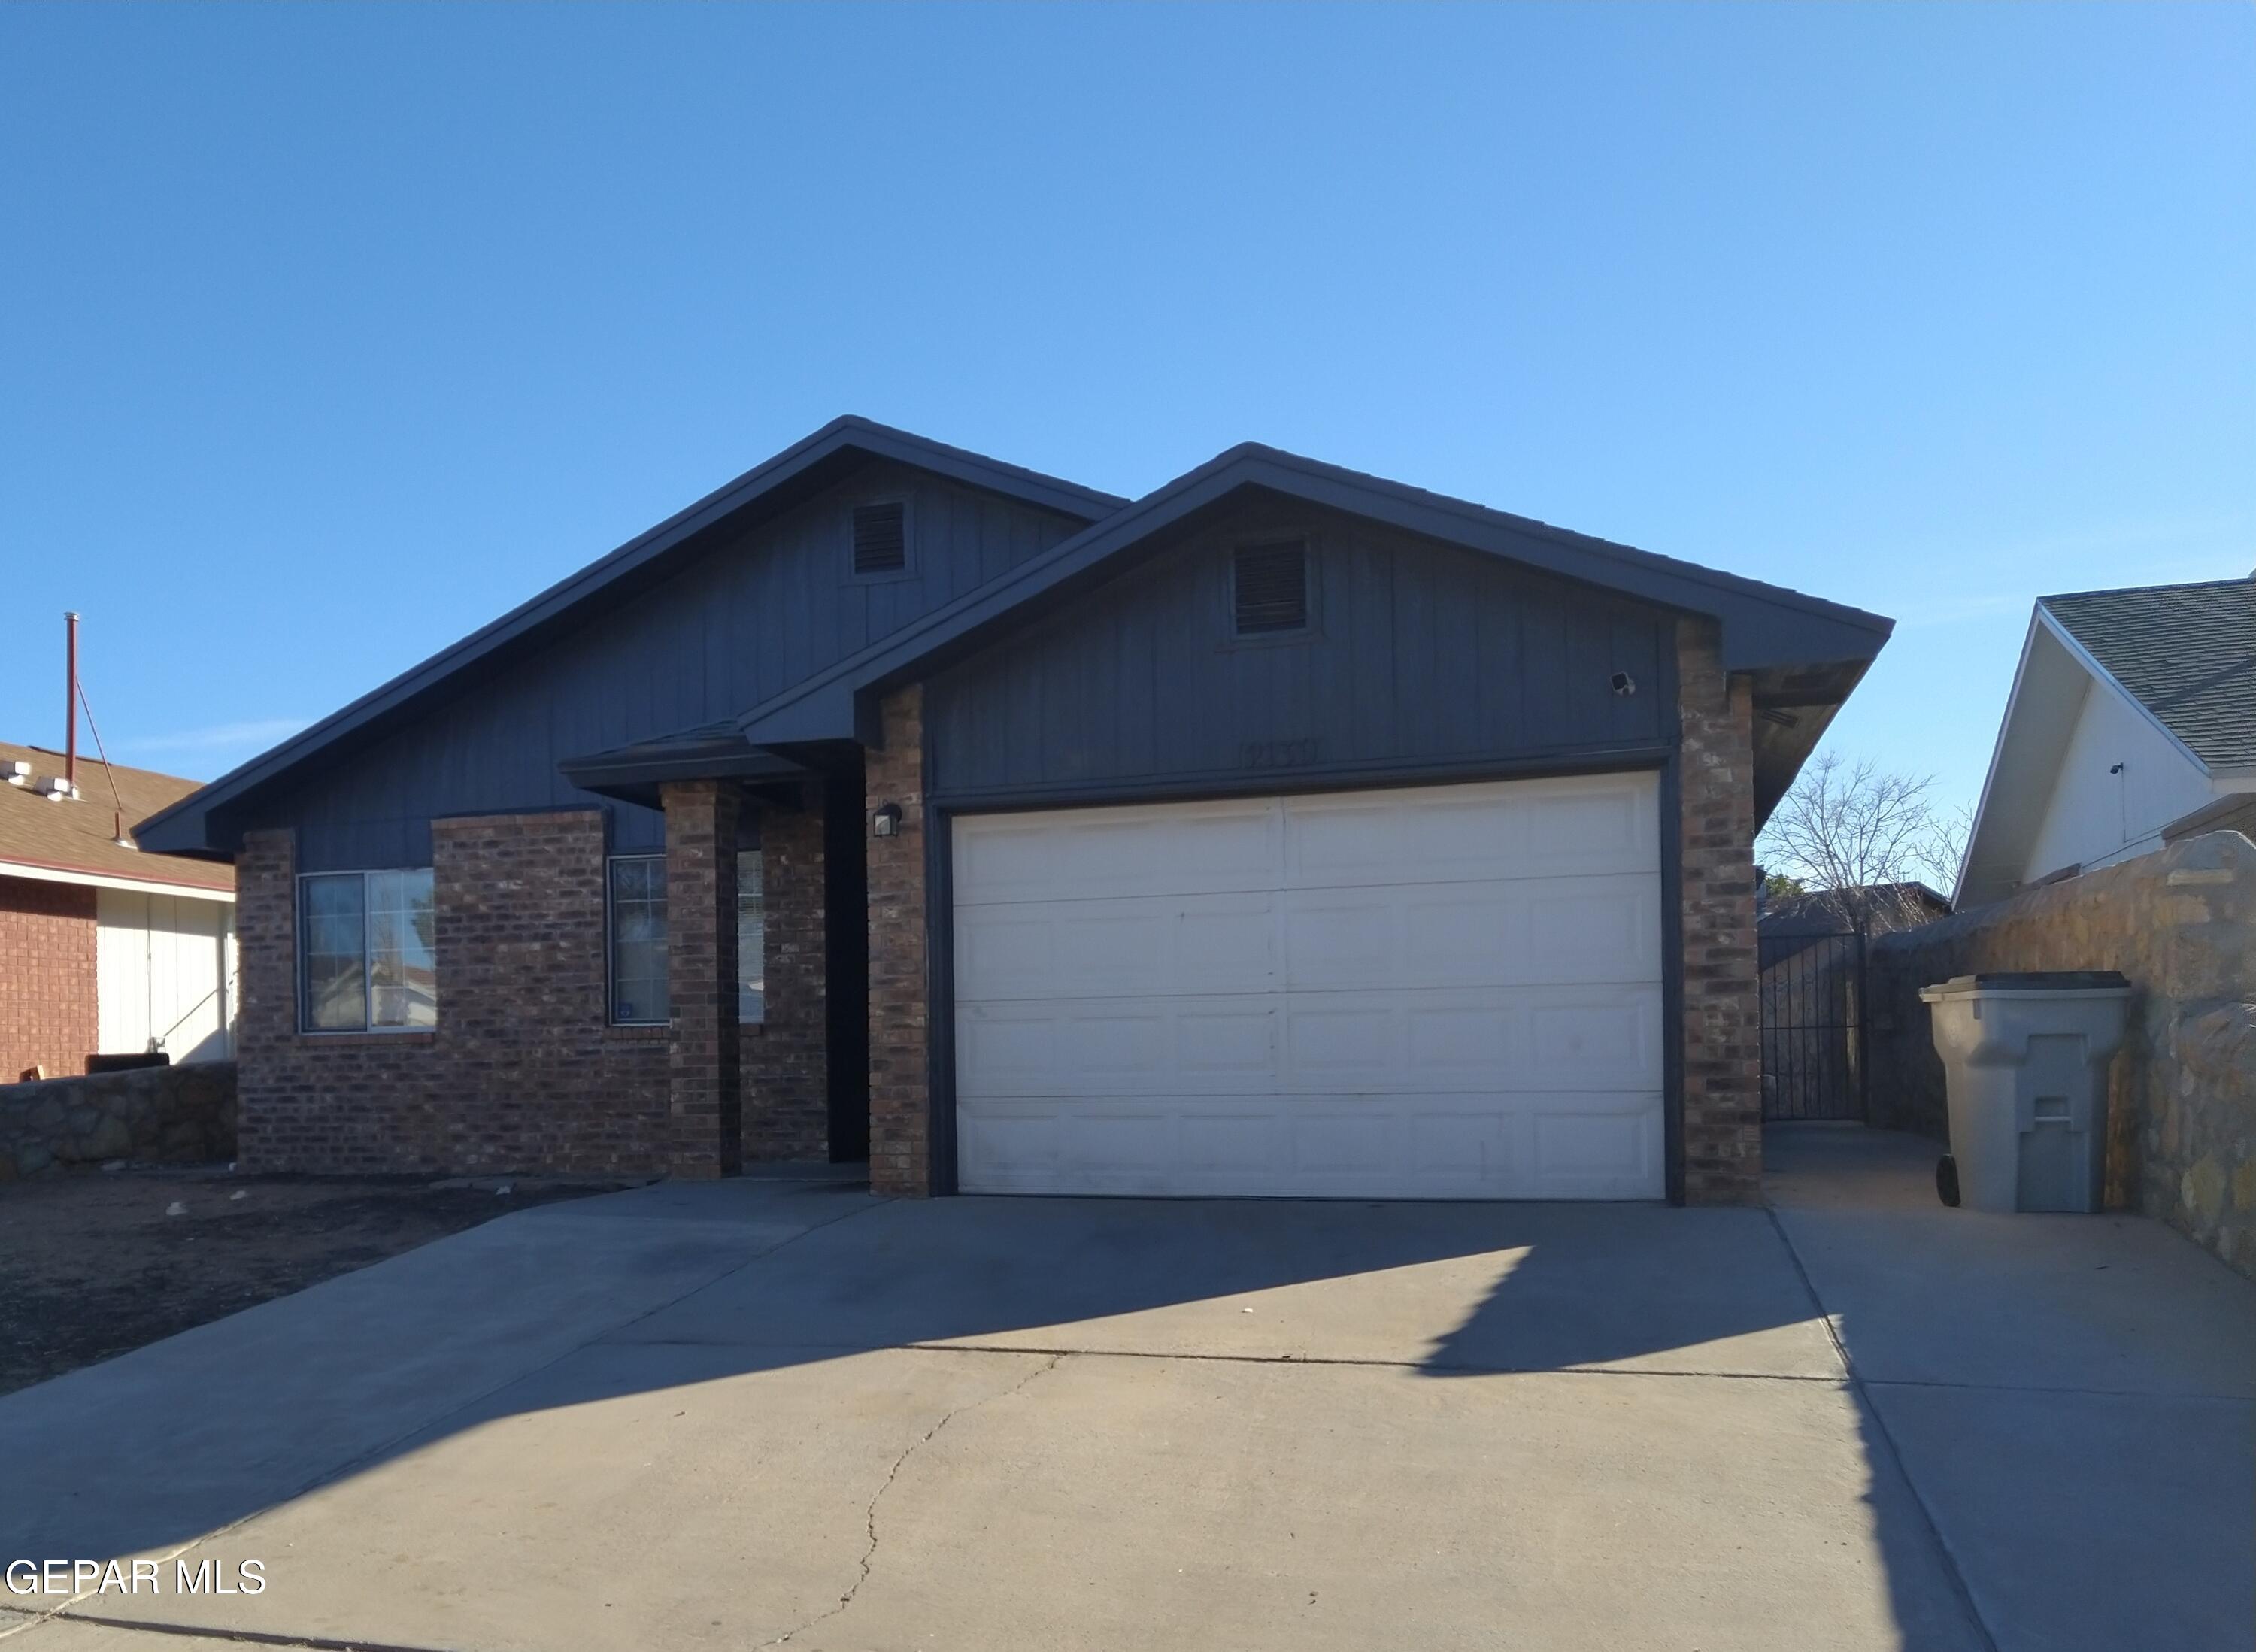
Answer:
[872,802,903,838]
[1610,671,1637,697]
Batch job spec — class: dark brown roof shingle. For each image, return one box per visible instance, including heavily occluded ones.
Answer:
[0,741,234,894]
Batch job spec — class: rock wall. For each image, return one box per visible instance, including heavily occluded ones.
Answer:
[0,1061,237,1178]
[1867,832,2256,1276]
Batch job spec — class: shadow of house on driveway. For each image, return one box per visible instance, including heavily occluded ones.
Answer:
[2,1174,1989,1650]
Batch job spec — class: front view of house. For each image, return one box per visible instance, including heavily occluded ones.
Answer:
[139,420,1891,1205]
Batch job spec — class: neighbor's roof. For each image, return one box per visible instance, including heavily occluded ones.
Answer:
[2041,576,2256,771]
[0,742,234,895]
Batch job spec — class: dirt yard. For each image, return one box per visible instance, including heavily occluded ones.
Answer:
[0,1171,604,1396]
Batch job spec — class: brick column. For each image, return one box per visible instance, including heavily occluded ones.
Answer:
[1677,618,1763,1205]
[744,792,829,1161]
[663,781,741,1178]
[866,687,932,1196]
[231,828,299,1171]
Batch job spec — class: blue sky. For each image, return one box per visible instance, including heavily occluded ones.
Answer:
[2,5,2249,821]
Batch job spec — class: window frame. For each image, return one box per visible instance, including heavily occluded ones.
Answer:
[605,853,671,1027]
[295,866,438,1035]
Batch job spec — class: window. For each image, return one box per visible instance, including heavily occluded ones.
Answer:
[851,502,908,575]
[608,856,669,1024]
[1232,540,1310,635]
[738,851,765,1023]
[607,850,764,1026]
[299,869,436,1032]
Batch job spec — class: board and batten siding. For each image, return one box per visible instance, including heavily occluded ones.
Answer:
[96,889,236,1063]
[924,502,1676,803]
[274,461,1087,868]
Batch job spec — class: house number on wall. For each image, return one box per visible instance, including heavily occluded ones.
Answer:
[1239,738,1326,770]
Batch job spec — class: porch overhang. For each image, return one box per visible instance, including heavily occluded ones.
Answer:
[559,723,814,811]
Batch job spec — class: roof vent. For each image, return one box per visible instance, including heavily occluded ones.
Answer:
[5,760,27,787]
[852,503,908,575]
[1233,541,1309,635]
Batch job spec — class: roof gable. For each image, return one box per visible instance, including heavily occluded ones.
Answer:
[2040,577,2256,771]
[137,418,1123,854]
[734,441,1894,750]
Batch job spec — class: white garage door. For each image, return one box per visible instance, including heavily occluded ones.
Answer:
[951,773,1664,1199]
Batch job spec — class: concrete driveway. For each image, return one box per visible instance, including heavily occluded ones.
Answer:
[2,1130,2248,1651]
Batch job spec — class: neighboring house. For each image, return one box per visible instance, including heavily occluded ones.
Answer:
[1,741,237,1081]
[138,417,1891,1205]
[1957,574,2256,908]
[1756,882,1953,962]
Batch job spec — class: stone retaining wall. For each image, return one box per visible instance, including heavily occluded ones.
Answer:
[1867,832,2256,1276]
[0,1061,237,1178]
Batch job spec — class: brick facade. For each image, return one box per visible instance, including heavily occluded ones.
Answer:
[662,782,741,1178]
[866,687,932,1196]
[1675,617,1763,1205]
[0,875,98,1081]
[747,793,829,1161]
[235,814,671,1175]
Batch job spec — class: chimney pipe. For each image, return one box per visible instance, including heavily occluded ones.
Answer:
[64,611,79,789]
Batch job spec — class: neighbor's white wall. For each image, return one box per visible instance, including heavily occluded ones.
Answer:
[96,890,236,1062]
[2021,684,2218,883]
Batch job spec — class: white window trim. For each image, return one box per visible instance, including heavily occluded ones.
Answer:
[606,854,670,1027]
[296,867,436,1035]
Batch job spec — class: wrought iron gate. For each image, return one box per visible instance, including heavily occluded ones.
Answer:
[1758,929,1868,1123]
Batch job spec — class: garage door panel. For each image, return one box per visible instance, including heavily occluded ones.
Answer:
[1282,878,1659,991]
[1285,774,1657,887]
[954,893,1276,1001]
[960,999,1281,1096]
[952,774,1664,1200]
[954,801,1278,905]
[956,1093,1662,1198]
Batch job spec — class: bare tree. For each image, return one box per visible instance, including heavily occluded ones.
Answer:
[1757,753,1963,935]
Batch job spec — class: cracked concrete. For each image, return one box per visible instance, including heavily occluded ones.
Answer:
[3,1130,2248,1651]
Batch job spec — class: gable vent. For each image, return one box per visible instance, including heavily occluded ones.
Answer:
[852,502,908,575]
[1233,541,1309,635]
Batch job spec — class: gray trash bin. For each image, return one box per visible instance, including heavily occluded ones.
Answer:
[1918,972,2132,1213]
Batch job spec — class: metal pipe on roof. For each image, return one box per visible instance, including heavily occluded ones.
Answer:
[64,610,78,789]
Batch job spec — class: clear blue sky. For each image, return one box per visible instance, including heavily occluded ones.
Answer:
[3,5,2250,821]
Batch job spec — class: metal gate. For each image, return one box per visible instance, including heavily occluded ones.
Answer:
[1758,929,1867,1123]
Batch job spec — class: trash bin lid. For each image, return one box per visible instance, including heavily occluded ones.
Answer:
[1918,971,2131,1000]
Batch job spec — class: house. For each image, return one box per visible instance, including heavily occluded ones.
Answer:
[1,741,237,1081]
[1957,574,2255,908]
[136,417,1891,1205]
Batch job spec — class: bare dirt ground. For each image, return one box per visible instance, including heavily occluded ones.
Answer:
[0,1171,603,1396]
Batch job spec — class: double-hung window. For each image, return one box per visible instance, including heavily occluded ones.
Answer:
[299,869,437,1031]
[606,851,764,1026]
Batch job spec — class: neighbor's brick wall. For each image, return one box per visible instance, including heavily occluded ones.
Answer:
[1676,619,1763,1205]
[866,687,932,1196]
[0,875,98,1082]
[235,814,671,1175]
[749,793,829,1161]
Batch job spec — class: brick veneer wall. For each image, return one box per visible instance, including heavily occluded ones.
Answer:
[0,875,98,1081]
[661,782,741,1178]
[748,793,829,1161]
[1676,618,1763,1205]
[235,813,670,1175]
[866,687,932,1196]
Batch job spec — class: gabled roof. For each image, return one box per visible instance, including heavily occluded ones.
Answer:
[733,440,1894,749]
[137,418,1123,856]
[2041,577,2256,771]
[0,741,233,896]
